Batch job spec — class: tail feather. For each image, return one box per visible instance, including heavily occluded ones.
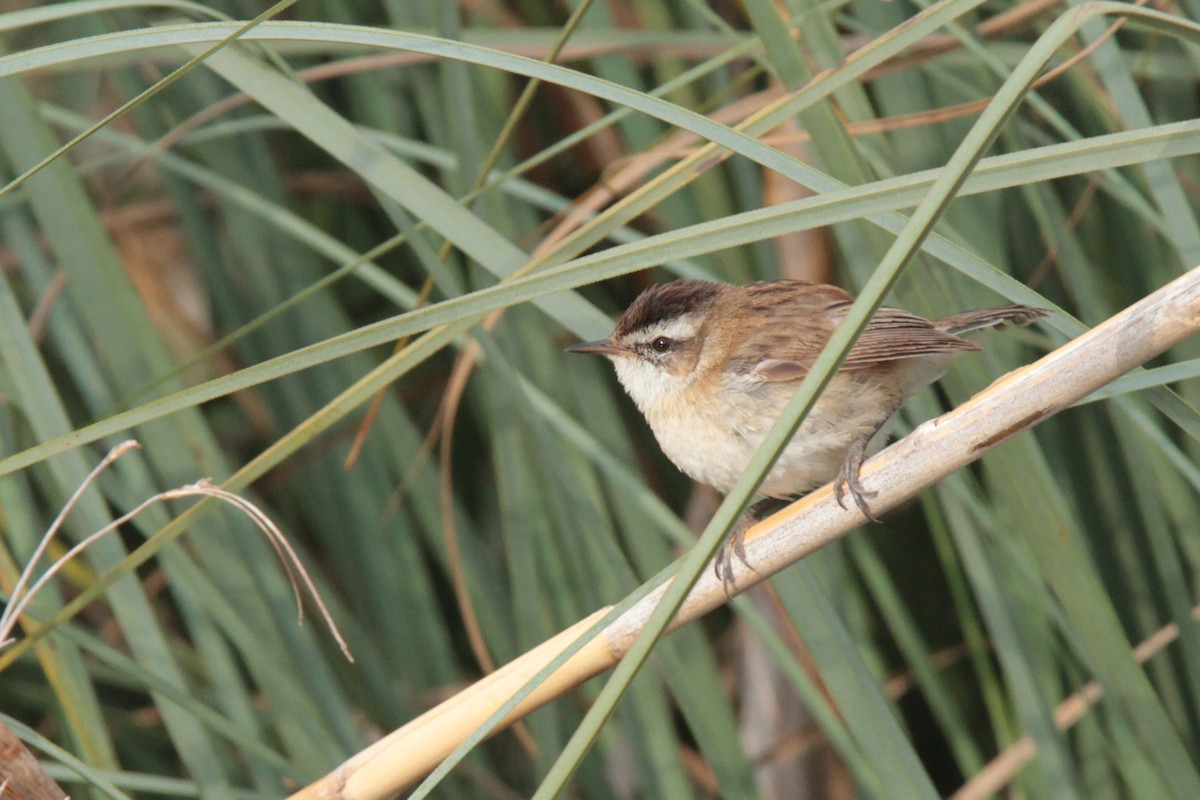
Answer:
[933,305,1049,337]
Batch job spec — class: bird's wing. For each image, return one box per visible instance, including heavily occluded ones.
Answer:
[745,299,978,383]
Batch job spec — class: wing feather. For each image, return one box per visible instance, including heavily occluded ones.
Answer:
[734,291,977,383]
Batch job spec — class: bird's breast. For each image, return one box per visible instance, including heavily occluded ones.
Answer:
[642,371,901,498]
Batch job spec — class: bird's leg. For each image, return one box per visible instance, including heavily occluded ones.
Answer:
[833,412,898,522]
[714,497,788,595]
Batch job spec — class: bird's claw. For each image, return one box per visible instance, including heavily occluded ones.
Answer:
[834,442,881,522]
[714,514,756,597]
[713,500,785,596]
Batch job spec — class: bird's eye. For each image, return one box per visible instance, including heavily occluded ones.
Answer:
[650,337,673,353]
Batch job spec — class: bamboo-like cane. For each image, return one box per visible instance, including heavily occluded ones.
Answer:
[290,264,1200,800]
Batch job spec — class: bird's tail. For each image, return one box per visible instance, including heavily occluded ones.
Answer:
[933,305,1049,337]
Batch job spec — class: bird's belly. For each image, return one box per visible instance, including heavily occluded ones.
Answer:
[647,376,898,499]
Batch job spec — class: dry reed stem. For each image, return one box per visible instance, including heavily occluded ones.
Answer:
[288,265,1200,800]
[0,719,67,800]
[951,603,1200,800]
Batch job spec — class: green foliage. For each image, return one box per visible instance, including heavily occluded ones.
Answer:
[2,1,1200,797]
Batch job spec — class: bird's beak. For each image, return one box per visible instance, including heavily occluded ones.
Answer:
[565,338,630,357]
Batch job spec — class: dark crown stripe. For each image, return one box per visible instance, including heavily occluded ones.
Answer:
[614,280,723,337]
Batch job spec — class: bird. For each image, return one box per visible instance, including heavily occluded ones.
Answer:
[567,279,1047,582]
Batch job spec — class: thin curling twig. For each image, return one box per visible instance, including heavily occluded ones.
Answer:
[0,443,352,662]
[0,441,140,643]
[288,263,1200,800]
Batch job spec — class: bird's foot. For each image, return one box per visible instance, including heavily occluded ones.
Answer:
[834,439,881,522]
[713,498,786,596]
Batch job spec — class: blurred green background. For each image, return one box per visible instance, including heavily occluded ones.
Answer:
[3,1,1200,798]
